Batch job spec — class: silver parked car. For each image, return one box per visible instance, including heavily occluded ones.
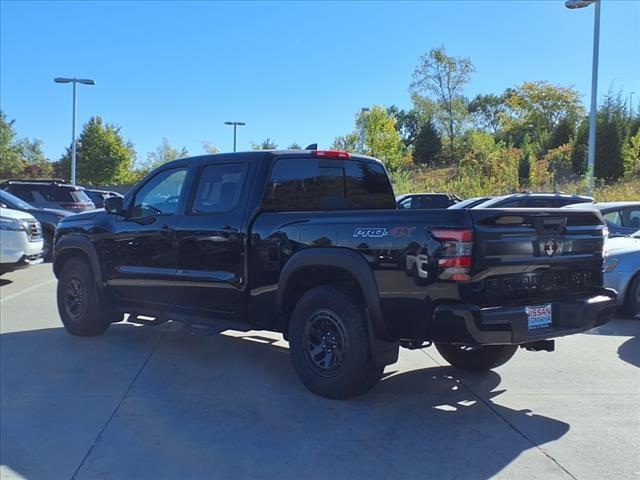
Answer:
[564,201,640,237]
[604,230,640,317]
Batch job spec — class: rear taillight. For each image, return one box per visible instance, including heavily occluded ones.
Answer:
[431,229,473,282]
[312,150,351,159]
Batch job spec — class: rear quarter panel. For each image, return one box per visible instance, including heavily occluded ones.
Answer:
[249,209,474,339]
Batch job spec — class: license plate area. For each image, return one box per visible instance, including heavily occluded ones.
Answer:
[526,304,552,330]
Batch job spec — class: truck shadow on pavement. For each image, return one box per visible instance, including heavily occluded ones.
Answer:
[618,336,640,367]
[1,323,571,480]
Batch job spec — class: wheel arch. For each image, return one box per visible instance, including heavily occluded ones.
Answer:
[623,270,640,313]
[53,235,102,286]
[277,247,393,342]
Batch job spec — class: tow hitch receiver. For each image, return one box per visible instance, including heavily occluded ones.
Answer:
[522,340,555,352]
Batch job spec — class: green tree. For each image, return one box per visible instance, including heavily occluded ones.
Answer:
[0,111,27,178]
[458,130,520,192]
[358,106,406,171]
[146,139,188,169]
[330,133,359,152]
[503,81,584,145]
[251,138,278,150]
[595,103,624,181]
[288,142,302,150]
[410,46,475,163]
[15,138,54,178]
[547,116,576,150]
[518,136,534,187]
[468,93,509,135]
[412,120,441,166]
[59,116,135,185]
[622,127,640,176]
[386,106,423,148]
[571,117,589,175]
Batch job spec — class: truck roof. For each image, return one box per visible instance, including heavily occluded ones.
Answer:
[159,149,385,169]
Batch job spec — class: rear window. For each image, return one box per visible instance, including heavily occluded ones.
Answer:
[37,186,90,203]
[6,185,35,202]
[85,191,105,203]
[262,158,394,211]
[421,195,453,208]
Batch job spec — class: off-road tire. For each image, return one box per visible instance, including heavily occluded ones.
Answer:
[435,343,517,371]
[289,286,384,399]
[57,256,117,336]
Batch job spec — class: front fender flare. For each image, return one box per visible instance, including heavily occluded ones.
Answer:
[53,235,103,286]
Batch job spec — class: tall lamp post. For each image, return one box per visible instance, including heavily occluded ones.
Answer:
[54,77,95,185]
[565,0,600,196]
[224,121,246,152]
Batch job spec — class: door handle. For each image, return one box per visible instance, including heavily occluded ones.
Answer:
[221,224,238,233]
[159,224,174,236]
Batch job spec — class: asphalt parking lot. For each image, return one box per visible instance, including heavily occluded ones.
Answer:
[1,264,639,480]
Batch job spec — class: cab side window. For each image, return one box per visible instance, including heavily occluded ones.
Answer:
[190,163,247,214]
[603,210,622,227]
[263,158,395,211]
[130,168,187,217]
[622,208,640,229]
[398,197,413,209]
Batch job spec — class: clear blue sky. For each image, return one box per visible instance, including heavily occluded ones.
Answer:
[1,0,639,163]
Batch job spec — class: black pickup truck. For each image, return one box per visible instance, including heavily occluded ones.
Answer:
[53,149,616,398]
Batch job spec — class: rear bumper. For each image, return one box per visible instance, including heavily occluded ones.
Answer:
[429,289,617,345]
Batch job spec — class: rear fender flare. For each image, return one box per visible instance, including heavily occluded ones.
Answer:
[277,247,393,342]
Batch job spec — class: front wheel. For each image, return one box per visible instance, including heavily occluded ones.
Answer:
[435,343,517,371]
[289,286,383,399]
[57,257,117,336]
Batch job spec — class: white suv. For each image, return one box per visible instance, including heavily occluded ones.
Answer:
[0,207,44,274]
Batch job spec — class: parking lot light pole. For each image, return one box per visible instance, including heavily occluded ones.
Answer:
[54,77,95,185]
[225,121,246,152]
[565,0,600,196]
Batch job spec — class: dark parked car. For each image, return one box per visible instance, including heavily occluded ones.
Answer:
[83,189,123,209]
[53,150,615,399]
[564,202,640,237]
[1,179,94,212]
[474,192,593,209]
[0,189,71,260]
[448,196,493,209]
[396,193,461,209]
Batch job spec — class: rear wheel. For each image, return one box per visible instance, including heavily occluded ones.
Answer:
[57,257,118,336]
[624,274,640,317]
[289,286,383,399]
[435,343,517,371]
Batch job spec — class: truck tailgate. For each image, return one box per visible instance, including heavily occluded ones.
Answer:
[467,208,606,305]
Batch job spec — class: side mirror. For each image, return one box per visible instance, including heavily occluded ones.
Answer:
[104,196,124,215]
